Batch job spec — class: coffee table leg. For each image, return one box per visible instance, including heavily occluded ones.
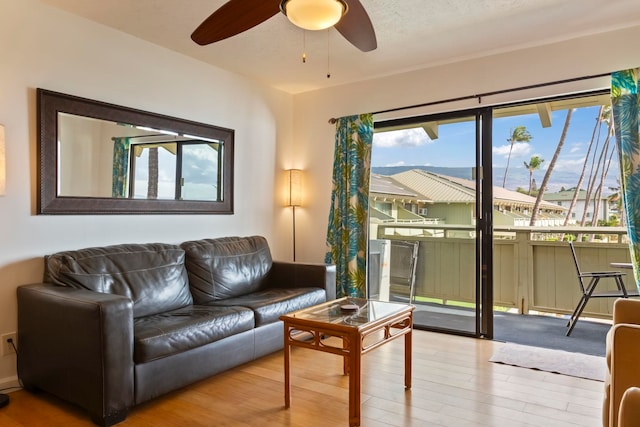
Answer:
[349,333,362,427]
[405,327,412,389]
[343,337,349,375]
[284,326,291,408]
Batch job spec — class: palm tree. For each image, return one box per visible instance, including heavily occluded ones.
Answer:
[563,106,604,226]
[147,147,158,199]
[580,106,611,228]
[524,155,544,195]
[590,110,616,230]
[502,126,533,188]
[530,109,574,226]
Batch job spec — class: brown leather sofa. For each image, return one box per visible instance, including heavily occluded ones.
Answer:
[17,236,336,426]
[604,298,640,427]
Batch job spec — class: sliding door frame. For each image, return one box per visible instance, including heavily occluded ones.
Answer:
[375,107,494,338]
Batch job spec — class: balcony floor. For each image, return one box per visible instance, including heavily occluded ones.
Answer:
[412,302,609,357]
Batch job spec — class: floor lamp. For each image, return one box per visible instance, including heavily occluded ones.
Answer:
[285,169,303,261]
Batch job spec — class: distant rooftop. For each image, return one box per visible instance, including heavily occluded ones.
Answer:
[388,169,564,212]
[544,189,607,202]
[370,173,430,203]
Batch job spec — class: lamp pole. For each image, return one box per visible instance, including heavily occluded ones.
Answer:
[285,168,302,262]
[292,205,297,262]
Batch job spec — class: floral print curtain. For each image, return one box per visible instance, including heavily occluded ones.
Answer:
[325,114,373,298]
[112,137,131,198]
[612,69,640,290]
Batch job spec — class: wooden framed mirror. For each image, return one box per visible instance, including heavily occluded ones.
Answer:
[37,89,234,214]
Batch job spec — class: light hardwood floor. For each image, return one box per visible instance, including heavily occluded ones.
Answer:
[0,330,604,426]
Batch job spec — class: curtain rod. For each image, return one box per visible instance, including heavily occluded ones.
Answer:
[327,72,611,124]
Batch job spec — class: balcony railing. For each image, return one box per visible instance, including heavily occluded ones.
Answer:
[373,224,634,319]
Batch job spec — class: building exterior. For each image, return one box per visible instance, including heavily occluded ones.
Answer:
[370,169,566,227]
[544,189,613,225]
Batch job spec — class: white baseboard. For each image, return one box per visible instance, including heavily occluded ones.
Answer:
[0,376,21,392]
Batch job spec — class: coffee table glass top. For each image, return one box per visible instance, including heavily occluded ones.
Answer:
[286,297,412,327]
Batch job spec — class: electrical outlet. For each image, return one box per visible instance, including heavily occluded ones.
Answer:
[1,333,17,356]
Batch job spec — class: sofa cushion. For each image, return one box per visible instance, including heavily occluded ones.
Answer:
[210,287,326,327]
[181,236,272,304]
[133,305,255,364]
[46,243,192,318]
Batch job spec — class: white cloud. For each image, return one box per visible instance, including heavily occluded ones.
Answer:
[385,161,406,167]
[551,156,619,173]
[492,142,532,158]
[569,142,583,154]
[549,157,586,172]
[373,128,431,148]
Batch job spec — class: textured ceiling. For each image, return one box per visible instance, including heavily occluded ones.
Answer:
[40,0,640,94]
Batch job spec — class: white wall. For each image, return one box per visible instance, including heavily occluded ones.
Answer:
[0,0,294,386]
[58,114,114,197]
[293,25,640,263]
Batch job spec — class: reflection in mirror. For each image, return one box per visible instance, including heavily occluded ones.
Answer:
[38,89,234,214]
[128,140,221,201]
[58,112,223,201]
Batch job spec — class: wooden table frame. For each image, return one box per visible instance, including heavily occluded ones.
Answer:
[280,298,414,427]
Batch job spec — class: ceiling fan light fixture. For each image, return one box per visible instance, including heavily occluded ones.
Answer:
[280,0,347,31]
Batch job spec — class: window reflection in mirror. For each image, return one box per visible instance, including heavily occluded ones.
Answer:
[57,112,223,202]
[129,141,222,201]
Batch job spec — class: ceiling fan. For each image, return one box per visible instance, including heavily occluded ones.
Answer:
[191,0,377,52]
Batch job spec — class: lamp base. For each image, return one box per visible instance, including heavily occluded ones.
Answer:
[0,393,9,408]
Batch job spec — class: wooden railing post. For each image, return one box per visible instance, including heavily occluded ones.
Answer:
[513,230,533,314]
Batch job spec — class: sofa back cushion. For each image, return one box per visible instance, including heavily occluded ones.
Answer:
[46,243,192,318]
[181,236,272,304]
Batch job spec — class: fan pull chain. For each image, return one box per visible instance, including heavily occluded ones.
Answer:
[327,29,331,79]
[302,30,307,63]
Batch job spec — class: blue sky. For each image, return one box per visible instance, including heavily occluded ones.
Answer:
[372,105,619,193]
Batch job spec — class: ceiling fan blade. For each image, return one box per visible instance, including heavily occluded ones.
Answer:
[335,0,377,52]
[191,0,281,46]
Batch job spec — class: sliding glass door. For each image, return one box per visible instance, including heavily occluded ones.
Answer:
[369,89,617,342]
[370,109,493,337]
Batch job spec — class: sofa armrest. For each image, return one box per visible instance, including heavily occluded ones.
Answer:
[619,387,640,427]
[609,323,640,427]
[613,298,640,325]
[265,262,336,300]
[17,283,134,426]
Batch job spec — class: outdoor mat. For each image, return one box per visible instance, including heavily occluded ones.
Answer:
[489,342,606,381]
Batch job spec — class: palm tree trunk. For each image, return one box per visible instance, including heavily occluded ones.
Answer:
[580,126,607,228]
[502,143,514,188]
[563,106,603,226]
[576,114,608,241]
[530,109,574,226]
[591,134,615,228]
[147,147,158,199]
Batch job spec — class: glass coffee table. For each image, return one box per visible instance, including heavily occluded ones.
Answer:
[280,297,414,427]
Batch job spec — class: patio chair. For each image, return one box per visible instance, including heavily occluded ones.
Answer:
[388,240,419,303]
[566,242,631,336]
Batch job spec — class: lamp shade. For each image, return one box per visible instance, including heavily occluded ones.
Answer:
[285,169,303,207]
[281,0,347,31]
[0,125,5,196]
